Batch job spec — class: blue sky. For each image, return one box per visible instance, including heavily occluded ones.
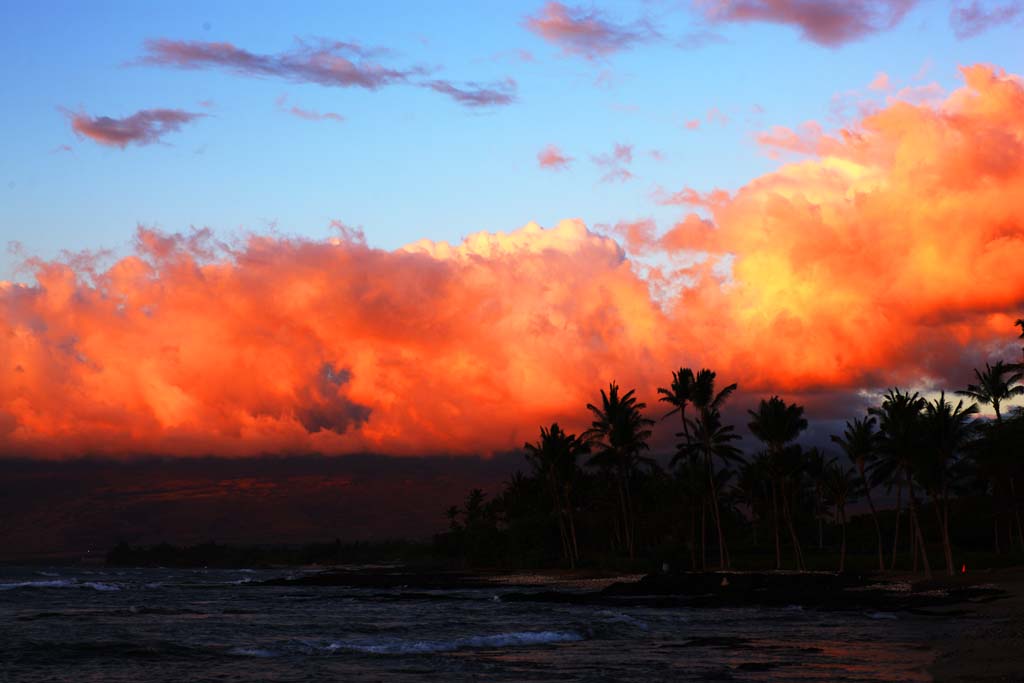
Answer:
[2,1,1022,281]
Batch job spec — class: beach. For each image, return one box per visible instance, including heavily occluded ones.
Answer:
[927,567,1024,682]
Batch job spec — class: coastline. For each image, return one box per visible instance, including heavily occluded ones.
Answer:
[926,567,1024,682]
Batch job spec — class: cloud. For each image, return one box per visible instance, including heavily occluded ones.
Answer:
[139,38,516,108]
[537,144,574,170]
[275,94,345,123]
[7,64,1024,457]
[695,0,917,46]
[65,108,204,148]
[592,142,634,182]
[868,71,890,91]
[423,78,517,108]
[950,1,1023,39]
[524,2,659,60]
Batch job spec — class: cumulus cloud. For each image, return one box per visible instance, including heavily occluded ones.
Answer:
[7,64,1024,457]
[65,108,204,148]
[537,144,574,170]
[695,0,917,46]
[524,2,659,60]
[950,1,1023,39]
[138,38,516,108]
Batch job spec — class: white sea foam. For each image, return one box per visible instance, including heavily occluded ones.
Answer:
[329,630,584,655]
[82,582,121,591]
[0,579,76,590]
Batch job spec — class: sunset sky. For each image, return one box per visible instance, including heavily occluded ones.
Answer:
[3,1,1024,458]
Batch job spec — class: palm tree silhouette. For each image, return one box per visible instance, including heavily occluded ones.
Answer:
[957,361,1024,423]
[584,382,655,560]
[658,367,696,441]
[821,461,857,573]
[831,416,886,571]
[525,423,588,567]
[920,393,978,575]
[673,407,743,569]
[748,396,808,570]
[682,369,738,569]
[869,389,931,578]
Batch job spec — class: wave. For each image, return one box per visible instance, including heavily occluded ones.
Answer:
[0,579,121,591]
[327,630,584,655]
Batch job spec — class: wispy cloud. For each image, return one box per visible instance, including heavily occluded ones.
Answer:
[275,94,345,123]
[65,107,204,148]
[695,0,917,46]
[950,1,1023,39]
[592,142,634,182]
[524,2,659,60]
[138,38,516,108]
[424,78,517,108]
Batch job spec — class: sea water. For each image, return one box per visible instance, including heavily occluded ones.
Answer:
[0,566,939,682]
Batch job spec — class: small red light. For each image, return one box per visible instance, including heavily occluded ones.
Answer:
[961,563,967,575]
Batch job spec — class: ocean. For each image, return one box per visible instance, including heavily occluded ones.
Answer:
[0,566,940,681]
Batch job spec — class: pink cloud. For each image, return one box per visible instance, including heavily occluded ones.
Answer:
[537,144,574,171]
[66,108,204,148]
[592,143,634,183]
[696,0,917,46]
[755,121,824,158]
[424,78,517,108]
[524,2,658,60]
[707,106,730,125]
[685,119,702,130]
[275,95,345,123]
[139,38,516,108]
[950,1,1023,39]
[869,71,890,90]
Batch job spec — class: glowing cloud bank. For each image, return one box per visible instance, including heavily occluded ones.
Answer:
[3,65,1023,457]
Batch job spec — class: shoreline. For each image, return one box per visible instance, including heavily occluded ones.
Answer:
[924,566,1024,682]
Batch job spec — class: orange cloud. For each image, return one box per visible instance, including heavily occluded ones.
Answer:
[537,144,574,170]
[5,64,1024,457]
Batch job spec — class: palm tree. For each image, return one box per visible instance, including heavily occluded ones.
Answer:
[821,462,857,573]
[748,396,808,570]
[658,367,696,441]
[869,389,931,578]
[831,416,886,571]
[957,361,1024,423]
[524,423,588,567]
[685,369,739,569]
[957,361,1024,548]
[920,393,978,575]
[674,408,744,568]
[584,382,655,560]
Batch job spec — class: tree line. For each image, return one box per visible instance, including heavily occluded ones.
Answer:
[436,321,1024,577]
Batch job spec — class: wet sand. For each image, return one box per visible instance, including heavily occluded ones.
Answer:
[927,567,1024,682]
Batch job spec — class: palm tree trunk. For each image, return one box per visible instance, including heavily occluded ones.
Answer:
[700,501,707,570]
[781,483,805,570]
[906,476,932,579]
[890,481,903,570]
[706,451,728,569]
[932,492,952,576]
[689,503,698,570]
[617,473,634,560]
[839,504,847,574]
[771,479,781,570]
[858,462,885,572]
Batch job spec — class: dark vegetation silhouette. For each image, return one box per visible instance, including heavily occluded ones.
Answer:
[437,321,1024,575]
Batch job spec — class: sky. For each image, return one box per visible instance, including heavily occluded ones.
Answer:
[2,0,1024,459]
